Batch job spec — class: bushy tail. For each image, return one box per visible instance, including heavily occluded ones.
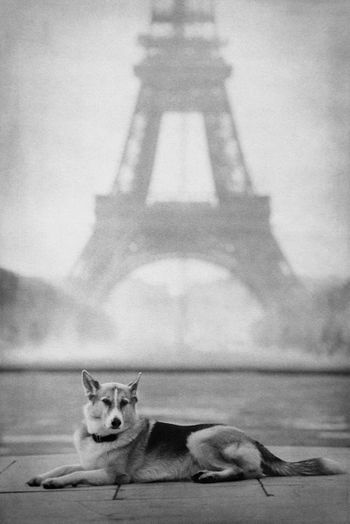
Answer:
[255,441,345,477]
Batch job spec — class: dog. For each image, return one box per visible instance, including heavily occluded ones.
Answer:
[27,370,344,489]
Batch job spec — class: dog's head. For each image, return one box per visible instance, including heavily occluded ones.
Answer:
[81,370,141,436]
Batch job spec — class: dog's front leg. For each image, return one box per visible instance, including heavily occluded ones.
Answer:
[41,468,122,489]
[27,464,83,487]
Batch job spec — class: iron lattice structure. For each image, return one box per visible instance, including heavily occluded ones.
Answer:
[71,0,298,306]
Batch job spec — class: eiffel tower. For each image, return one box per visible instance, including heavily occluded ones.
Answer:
[71,0,298,307]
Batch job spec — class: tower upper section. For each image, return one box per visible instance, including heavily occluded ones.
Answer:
[136,0,231,87]
[146,0,217,40]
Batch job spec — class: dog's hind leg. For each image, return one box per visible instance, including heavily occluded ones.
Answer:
[192,466,244,483]
[222,442,264,479]
[188,427,263,483]
[27,464,83,486]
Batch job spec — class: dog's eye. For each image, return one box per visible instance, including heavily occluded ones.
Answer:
[101,398,112,407]
[120,398,129,408]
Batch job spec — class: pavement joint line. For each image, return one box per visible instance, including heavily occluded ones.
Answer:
[257,478,274,497]
[0,487,115,494]
[112,484,122,500]
[0,490,43,494]
[0,460,16,475]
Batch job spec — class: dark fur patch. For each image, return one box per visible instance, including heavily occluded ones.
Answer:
[146,422,215,457]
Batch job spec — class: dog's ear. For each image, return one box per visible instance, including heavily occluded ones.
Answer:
[81,370,100,399]
[128,372,142,401]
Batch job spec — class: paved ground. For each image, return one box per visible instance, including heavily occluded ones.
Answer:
[0,446,348,523]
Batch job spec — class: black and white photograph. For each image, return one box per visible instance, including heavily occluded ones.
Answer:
[0,1,349,522]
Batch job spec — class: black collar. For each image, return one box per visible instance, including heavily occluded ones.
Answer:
[91,433,119,443]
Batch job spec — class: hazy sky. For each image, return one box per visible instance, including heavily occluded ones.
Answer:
[1,0,349,281]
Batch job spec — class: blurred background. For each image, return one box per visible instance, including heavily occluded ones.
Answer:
[0,0,349,455]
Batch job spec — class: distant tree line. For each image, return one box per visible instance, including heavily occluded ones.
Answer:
[254,280,350,356]
[0,267,115,350]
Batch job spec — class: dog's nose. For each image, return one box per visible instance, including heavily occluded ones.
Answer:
[111,417,121,429]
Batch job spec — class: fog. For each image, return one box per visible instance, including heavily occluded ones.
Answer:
[0,1,349,368]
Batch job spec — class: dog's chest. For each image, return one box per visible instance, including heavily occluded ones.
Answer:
[78,440,129,471]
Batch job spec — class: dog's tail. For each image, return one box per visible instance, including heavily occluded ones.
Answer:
[255,441,345,477]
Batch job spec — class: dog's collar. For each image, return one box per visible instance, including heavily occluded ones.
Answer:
[90,433,119,443]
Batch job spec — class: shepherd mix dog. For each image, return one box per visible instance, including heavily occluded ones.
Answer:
[27,370,344,489]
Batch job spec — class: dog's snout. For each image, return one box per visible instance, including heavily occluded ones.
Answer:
[111,417,121,429]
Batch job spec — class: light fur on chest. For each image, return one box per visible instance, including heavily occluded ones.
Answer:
[74,430,131,471]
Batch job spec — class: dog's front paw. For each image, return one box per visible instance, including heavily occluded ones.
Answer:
[42,478,64,489]
[27,476,43,487]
